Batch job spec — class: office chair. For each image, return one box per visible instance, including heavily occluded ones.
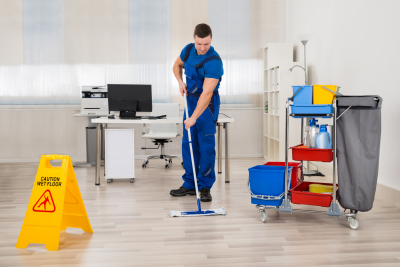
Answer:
[141,103,182,169]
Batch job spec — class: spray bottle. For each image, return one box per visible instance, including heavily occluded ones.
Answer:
[309,118,319,148]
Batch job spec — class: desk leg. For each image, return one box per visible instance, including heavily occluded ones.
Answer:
[95,123,101,185]
[103,124,107,177]
[217,123,222,174]
[224,123,230,183]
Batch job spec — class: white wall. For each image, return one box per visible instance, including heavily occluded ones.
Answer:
[287,0,400,190]
[0,0,286,163]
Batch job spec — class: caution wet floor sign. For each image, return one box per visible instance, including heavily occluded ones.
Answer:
[16,155,93,251]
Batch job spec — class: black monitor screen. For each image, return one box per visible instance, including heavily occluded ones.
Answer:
[108,84,152,112]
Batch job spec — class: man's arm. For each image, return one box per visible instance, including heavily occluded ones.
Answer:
[184,78,219,130]
[172,56,187,96]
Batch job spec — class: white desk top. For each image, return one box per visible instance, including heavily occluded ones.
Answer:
[74,114,107,118]
[91,116,234,124]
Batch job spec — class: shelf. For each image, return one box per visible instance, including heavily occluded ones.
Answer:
[290,113,333,118]
[269,136,279,141]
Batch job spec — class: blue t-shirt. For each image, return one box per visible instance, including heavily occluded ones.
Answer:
[180,43,223,90]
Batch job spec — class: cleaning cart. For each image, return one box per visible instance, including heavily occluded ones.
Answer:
[252,86,382,230]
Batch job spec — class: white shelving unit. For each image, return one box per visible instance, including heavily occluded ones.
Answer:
[263,44,304,161]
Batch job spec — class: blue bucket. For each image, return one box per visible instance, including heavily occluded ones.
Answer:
[248,165,293,206]
[292,85,313,105]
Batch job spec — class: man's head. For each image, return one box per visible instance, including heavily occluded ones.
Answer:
[193,23,212,55]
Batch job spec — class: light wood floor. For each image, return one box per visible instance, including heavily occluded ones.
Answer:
[1,158,400,267]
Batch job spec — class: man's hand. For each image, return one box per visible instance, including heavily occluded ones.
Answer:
[179,82,187,97]
[184,117,196,130]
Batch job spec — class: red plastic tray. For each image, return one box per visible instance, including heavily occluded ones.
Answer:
[291,144,333,162]
[263,162,303,188]
[290,181,337,207]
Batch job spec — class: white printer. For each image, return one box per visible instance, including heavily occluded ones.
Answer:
[81,85,109,115]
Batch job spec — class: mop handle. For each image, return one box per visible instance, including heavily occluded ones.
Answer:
[184,93,202,211]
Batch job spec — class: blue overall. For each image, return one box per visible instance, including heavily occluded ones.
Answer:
[182,43,221,190]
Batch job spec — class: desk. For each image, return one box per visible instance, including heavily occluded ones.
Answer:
[73,113,106,167]
[91,116,234,185]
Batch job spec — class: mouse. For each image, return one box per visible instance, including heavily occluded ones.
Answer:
[108,115,115,119]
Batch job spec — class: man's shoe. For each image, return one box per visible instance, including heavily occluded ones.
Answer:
[170,186,196,196]
[200,188,212,202]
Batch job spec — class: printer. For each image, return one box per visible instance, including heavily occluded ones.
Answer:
[81,85,109,115]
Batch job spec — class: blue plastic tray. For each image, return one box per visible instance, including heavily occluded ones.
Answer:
[291,104,333,115]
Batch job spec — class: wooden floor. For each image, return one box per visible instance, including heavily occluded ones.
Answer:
[1,158,400,267]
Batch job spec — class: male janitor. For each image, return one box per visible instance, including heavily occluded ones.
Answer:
[170,23,224,202]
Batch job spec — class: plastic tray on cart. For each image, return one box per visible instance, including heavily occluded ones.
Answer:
[290,181,337,207]
[263,162,302,188]
[291,144,333,162]
[291,104,333,118]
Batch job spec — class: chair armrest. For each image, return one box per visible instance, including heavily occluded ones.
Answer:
[142,124,146,135]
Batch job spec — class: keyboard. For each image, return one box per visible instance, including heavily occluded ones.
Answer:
[119,115,167,120]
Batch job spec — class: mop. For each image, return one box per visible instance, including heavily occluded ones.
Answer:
[169,93,226,217]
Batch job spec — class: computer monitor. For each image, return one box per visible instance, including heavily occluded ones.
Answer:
[108,84,152,118]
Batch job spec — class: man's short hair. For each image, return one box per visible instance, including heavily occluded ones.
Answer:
[194,23,212,38]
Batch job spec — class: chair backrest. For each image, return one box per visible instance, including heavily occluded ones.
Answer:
[147,103,180,136]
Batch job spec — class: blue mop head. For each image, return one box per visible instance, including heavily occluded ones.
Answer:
[169,207,226,217]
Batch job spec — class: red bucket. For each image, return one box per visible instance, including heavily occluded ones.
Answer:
[291,144,333,162]
[263,162,302,188]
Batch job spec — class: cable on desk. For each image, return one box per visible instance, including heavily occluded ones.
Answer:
[219,113,231,118]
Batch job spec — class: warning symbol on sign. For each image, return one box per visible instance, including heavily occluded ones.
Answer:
[33,190,56,213]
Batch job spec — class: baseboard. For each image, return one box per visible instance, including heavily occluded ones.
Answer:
[375,183,400,209]
[135,154,263,160]
[0,154,264,163]
[0,157,87,163]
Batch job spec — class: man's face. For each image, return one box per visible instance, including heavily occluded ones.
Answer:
[194,35,212,55]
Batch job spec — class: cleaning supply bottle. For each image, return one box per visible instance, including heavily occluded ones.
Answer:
[304,126,310,147]
[309,118,318,148]
[315,125,332,149]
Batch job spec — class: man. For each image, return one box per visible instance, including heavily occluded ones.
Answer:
[170,23,223,202]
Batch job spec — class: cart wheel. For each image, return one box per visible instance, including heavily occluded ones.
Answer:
[259,210,267,223]
[169,159,172,163]
[107,179,112,183]
[142,164,146,168]
[130,178,134,183]
[348,217,360,230]
[165,164,169,169]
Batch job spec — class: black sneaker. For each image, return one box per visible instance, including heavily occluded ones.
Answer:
[170,186,196,196]
[200,188,212,202]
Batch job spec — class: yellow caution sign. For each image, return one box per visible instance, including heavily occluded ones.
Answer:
[16,155,93,251]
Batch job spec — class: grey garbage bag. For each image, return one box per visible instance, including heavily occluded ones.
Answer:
[336,95,382,212]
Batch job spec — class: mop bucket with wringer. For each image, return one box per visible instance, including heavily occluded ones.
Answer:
[248,165,293,206]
